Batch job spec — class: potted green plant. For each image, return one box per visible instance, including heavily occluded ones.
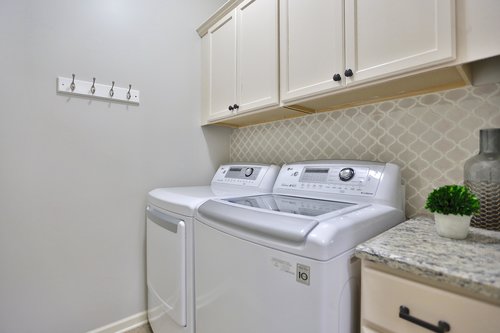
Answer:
[425,185,480,239]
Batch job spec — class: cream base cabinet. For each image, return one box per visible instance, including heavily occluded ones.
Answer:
[205,0,279,122]
[360,264,500,333]
[280,0,455,104]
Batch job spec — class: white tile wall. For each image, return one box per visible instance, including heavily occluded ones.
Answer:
[230,83,500,217]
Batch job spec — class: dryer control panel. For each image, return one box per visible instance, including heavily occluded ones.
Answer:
[211,164,280,191]
[274,162,386,197]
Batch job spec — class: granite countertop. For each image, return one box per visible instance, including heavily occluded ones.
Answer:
[355,216,500,301]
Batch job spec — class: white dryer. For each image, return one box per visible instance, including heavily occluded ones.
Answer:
[146,163,279,333]
[194,160,405,333]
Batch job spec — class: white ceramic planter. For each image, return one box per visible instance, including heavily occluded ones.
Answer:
[434,213,471,239]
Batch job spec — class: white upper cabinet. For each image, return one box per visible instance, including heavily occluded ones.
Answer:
[280,0,345,103]
[207,11,237,120]
[345,0,456,85]
[237,0,279,112]
[205,0,279,122]
[280,0,456,103]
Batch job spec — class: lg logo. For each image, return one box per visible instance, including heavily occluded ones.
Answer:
[296,264,310,286]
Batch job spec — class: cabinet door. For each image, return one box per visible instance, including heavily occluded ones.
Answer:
[345,0,455,85]
[207,11,237,121]
[236,0,279,114]
[361,266,500,333]
[280,0,344,103]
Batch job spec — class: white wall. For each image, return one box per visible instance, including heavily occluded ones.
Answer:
[0,0,230,332]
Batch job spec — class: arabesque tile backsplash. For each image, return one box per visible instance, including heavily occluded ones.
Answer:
[230,83,500,218]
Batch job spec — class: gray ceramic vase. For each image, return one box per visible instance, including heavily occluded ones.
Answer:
[464,128,500,231]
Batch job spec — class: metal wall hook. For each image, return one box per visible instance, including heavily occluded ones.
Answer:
[70,74,76,91]
[109,81,115,97]
[90,77,96,94]
[57,76,139,104]
[126,84,132,100]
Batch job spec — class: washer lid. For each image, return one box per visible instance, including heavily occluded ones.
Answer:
[225,194,355,217]
[197,195,362,243]
[197,199,318,243]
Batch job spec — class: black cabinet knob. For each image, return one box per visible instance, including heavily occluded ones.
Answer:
[333,73,342,82]
[233,104,239,109]
[228,105,234,111]
[344,69,353,77]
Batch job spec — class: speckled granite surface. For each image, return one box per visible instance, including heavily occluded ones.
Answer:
[355,216,500,301]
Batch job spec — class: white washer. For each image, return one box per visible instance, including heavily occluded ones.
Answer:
[194,160,405,333]
[146,163,280,333]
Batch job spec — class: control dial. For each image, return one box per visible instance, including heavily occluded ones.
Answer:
[339,168,355,182]
[244,167,254,177]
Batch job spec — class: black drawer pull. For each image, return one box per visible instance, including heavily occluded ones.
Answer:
[399,306,450,333]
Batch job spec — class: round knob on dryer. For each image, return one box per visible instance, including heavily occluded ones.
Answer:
[244,167,254,177]
[344,69,353,77]
[228,105,234,111]
[339,168,355,182]
[233,104,240,110]
[333,73,342,82]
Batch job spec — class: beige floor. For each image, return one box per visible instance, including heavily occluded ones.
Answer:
[124,323,153,333]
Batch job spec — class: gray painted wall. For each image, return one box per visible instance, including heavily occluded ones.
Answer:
[0,0,230,332]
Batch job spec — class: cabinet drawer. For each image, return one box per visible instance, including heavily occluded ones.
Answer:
[361,266,500,333]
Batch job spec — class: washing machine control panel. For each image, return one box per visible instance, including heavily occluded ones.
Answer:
[211,164,279,190]
[275,163,386,196]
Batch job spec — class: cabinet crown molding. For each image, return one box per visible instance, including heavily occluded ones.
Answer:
[197,0,245,37]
